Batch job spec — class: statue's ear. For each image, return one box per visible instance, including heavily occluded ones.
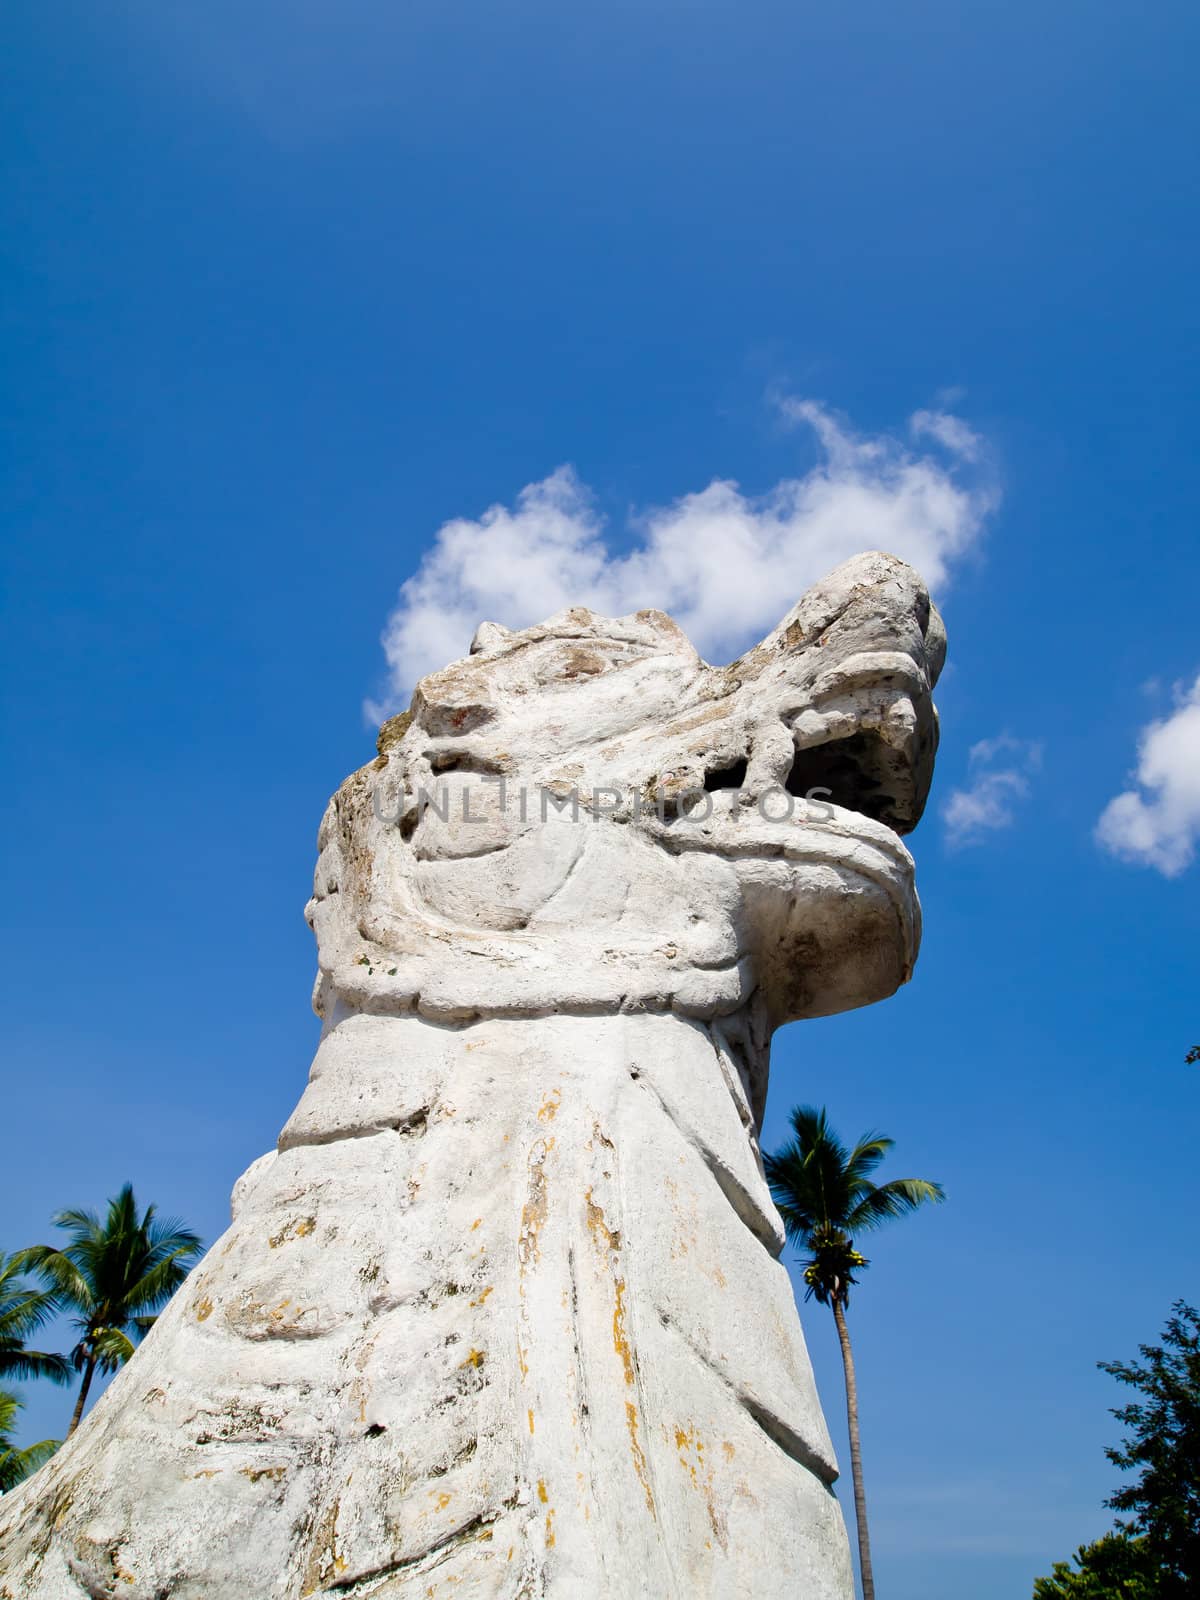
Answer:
[469,620,514,655]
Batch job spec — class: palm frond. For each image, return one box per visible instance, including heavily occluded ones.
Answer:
[0,1349,72,1386]
[844,1134,893,1184]
[16,1437,60,1474]
[845,1177,945,1234]
[765,1105,862,1244]
[144,1214,201,1256]
[13,1248,92,1311]
[764,1147,822,1238]
[790,1106,849,1168]
[49,1207,102,1238]
[122,1245,202,1315]
[0,1286,61,1343]
[0,1437,60,1492]
[90,1327,137,1373]
[0,1257,60,1332]
[0,1385,60,1492]
[0,1255,70,1386]
[0,1392,20,1435]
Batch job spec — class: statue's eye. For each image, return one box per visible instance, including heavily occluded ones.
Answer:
[426,750,507,776]
[704,759,749,792]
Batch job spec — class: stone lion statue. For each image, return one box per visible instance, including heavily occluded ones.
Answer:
[0,551,944,1600]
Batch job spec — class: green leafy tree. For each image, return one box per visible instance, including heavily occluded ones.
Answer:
[19,1186,202,1437]
[1101,1301,1199,1596]
[1033,1533,1159,1598]
[0,1251,70,1388]
[0,1390,58,1494]
[764,1106,944,1600]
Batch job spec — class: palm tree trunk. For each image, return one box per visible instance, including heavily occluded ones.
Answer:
[832,1297,874,1600]
[67,1354,96,1438]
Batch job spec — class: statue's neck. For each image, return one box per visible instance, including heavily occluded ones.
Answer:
[287,1001,773,1155]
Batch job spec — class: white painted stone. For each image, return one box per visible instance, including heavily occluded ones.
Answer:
[0,552,944,1598]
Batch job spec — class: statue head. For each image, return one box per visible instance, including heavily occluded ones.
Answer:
[307,551,945,1038]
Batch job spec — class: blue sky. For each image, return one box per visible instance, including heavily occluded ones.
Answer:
[2,1,1198,1594]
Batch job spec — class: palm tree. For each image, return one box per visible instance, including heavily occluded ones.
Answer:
[0,1251,71,1389]
[764,1106,944,1600]
[0,1390,58,1493]
[18,1186,202,1438]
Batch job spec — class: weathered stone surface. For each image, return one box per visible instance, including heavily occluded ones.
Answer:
[0,552,944,1598]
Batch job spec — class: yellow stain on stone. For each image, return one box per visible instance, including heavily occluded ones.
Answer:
[585,1184,655,1517]
[625,1401,655,1517]
[470,1286,493,1307]
[545,1509,556,1548]
[537,1088,561,1122]
[194,1297,213,1322]
[461,1348,486,1369]
[537,1479,549,1504]
[435,1492,452,1511]
[470,1218,482,1231]
[268,1216,316,1249]
[584,1188,619,1254]
[518,1137,553,1272]
[527,1408,536,1434]
[612,1278,635,1389]
[672,1425,725,1549]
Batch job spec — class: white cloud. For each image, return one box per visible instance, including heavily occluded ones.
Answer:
[1096,675,1200,877]
[910,408,984,462]
[941,735,1041,848]
[369,398,997,716]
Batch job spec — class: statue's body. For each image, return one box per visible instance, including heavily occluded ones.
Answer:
[0,553,944,1599]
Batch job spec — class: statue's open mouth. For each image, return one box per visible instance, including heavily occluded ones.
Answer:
[783,726,922,830]
[703,725,925,833]
[781,654,938,835]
